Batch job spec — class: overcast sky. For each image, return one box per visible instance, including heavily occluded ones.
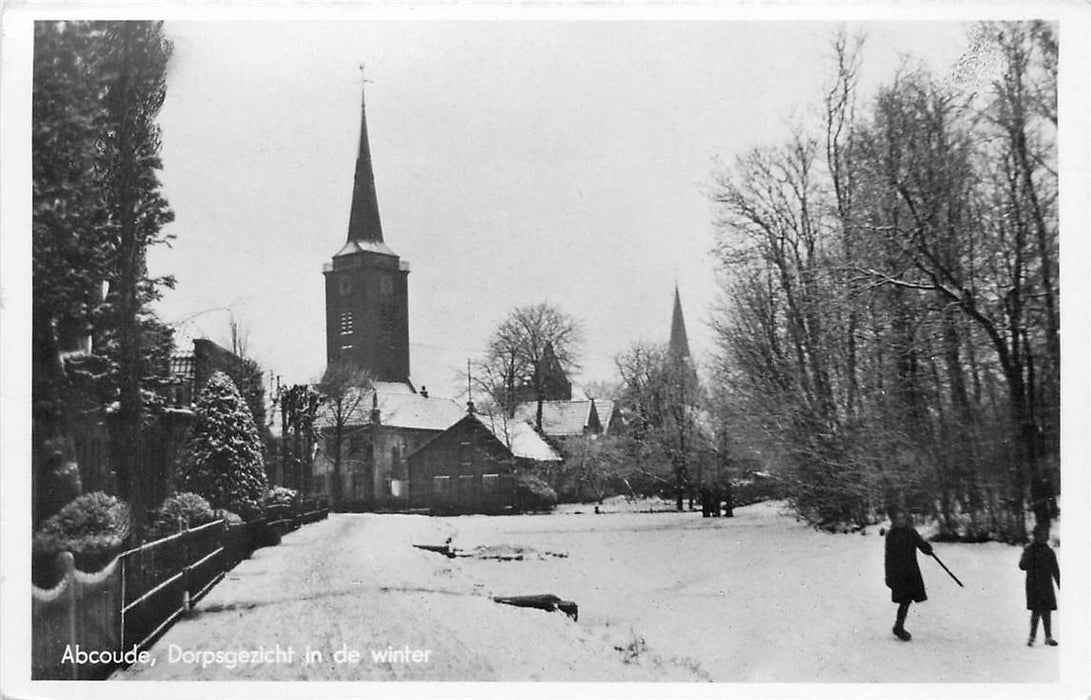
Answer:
[149,20,973,397]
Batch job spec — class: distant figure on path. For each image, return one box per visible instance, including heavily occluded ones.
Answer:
[884,508,933,642]
[1020,524,1060,647]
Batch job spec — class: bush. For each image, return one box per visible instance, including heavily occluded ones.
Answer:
[32,492,130,586]
[512,473,557,512]
[233,497,265,523]
[145,492,216,541]
[264,486,298,508]
[215,508,243,527]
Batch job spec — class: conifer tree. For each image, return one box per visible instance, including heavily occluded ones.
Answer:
[181,372,267,517]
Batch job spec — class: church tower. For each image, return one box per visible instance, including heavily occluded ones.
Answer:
[323,84,412,387]
[669,284,691,362]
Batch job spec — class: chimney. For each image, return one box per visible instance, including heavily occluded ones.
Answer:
[370,391,381,425]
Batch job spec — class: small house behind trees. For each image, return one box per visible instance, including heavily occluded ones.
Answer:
[408,410,562,514]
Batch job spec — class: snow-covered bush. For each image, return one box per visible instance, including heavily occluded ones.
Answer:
[179,371,267,519]
[512,473,557,512]
[215,508,243,527]
[33,492,130,582]
[264,486,298,508]
[145,492,216,541]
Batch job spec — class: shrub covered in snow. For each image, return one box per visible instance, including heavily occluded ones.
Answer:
[179,371,267,519]
[512,473,557,512]
[264,486,298,508]
[33,492,130,583]
[145,492,217,541]
[216,508,244,527]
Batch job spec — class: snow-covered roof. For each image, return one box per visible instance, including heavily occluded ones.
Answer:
[333,239,398,258]
[474,413,562,462]
[372,381,417,395]
[315,386,464,432]
[594,399,617,434]
[513,400,597,437]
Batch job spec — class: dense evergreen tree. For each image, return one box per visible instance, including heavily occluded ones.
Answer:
[180,372,267,518]
[32,21,176,525]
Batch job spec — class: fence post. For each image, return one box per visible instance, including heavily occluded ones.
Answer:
[119,554,126,652]
[58,552,77,680]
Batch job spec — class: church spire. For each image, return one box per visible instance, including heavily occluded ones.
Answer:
[669,284,691,361]
[345,75,384,244]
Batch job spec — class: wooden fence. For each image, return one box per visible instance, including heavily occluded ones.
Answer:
[31,497,328,680]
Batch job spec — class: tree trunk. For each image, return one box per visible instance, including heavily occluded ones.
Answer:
[108,25,146,531]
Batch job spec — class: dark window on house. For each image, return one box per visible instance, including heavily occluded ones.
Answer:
[349,431,366,456]
[433,476,451,494]
[482,474,499,494]
[458,441,471,467]
[459,474,475,493]
[340,311,354,335]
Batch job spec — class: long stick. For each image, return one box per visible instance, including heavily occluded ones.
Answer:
[930,552,964,588]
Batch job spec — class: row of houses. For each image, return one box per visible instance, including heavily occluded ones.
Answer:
[309,382,618,513]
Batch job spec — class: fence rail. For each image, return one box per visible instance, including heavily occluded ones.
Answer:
[31,497,328,680]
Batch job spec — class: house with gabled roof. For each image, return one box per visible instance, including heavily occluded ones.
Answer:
[313,384,465,507]
[407,408,562,514]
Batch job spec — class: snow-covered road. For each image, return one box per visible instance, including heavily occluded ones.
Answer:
[115,501,1058,682]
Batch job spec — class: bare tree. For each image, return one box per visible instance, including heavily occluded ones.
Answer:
[705,24,1057,539]
[317,360,372,507]
[616,341,703,511]
[482,303,583,427]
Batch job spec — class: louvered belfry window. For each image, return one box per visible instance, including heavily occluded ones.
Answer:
[340,311,354,335]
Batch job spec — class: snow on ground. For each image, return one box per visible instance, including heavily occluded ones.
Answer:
[115,512,699,681]
[115,501,1058,682]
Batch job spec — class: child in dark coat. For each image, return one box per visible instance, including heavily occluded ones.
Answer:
[1020,525,1060,646]
[885,508,933,641]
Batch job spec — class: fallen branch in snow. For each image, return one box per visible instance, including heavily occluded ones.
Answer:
[414,542,568,561]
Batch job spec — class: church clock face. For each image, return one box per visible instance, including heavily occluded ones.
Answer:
[380,275,394,296]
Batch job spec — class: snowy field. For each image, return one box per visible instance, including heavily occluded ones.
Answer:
[115,501,1058,682]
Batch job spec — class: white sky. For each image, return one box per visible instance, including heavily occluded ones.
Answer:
[149,20,973,397]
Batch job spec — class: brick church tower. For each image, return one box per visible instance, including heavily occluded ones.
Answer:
[323,85,412,386]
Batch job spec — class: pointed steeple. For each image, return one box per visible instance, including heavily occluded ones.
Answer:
[345,79,384,244]
[669,284,691,361]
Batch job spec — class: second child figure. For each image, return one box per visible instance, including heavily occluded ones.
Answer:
[1020,524,1060,647]
[885,508,934,642]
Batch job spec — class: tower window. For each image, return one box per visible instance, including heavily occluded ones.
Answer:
[381,304,396,333]
[339,278,352,296]
[340,311,354,335]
